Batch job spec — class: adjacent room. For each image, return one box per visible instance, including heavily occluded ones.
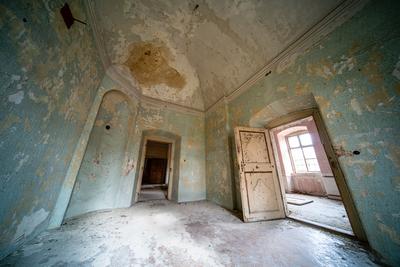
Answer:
[270,114,353,234]
[138,140,171,202]
[1,0,399,266]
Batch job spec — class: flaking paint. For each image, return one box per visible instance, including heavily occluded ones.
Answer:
[0,0,104,259]
[65,90,136,218]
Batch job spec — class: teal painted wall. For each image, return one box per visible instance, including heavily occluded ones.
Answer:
[0,0,104,259]
[205,102,235,210]
[207,1,399,264]
[65,90,137,218]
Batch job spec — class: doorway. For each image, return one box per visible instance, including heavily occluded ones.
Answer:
[267,109,365,239]
[138,140,171,202]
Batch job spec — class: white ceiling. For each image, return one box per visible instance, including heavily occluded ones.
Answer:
[93,0,341,110]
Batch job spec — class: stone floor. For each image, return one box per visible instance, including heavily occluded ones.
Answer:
[286,193,353,234]
[1,201,379,267]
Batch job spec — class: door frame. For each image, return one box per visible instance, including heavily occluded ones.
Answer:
[135,136,175,202]
[266,108,367,242]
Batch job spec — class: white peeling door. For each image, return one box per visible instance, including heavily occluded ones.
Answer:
[234,127,285,222]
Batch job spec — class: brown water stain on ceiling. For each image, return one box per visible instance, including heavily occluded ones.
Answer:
[124,42,186,90]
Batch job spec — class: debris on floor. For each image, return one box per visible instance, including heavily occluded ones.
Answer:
[286,195,314,205]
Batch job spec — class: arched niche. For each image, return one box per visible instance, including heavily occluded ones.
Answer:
[64,90,136,219]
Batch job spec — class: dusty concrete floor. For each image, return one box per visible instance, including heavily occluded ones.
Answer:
[1,201,379,267]
[287,193,352,233]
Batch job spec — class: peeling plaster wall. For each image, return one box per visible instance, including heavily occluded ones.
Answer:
[61,74,205,220]
[133,103,206,202]
[65,91,137,219]
[0,0,104,259]
[205,102,234,209]
[221,1,400,264]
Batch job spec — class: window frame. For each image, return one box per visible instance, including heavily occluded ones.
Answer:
[285,131,320,174]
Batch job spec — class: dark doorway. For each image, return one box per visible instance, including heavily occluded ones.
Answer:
[142,158,168,185]
[139,140,170,201]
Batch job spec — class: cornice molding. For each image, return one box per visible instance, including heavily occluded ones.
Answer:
[140,95,205,117]
[106,66,141,100]
[85,0,111,71]
[205,96,228,115]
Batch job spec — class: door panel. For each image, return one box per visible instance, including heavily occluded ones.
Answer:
[235,127,285,222]
[246,172,279,214]
[240,131,270,163]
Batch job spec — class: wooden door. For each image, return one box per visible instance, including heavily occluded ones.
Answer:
[235,127,285,222]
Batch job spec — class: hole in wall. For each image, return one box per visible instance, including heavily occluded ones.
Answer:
[105,125,111,130]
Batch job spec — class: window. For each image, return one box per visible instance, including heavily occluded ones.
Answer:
[287,132,320,173]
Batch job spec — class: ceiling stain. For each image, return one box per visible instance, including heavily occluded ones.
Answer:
[124,42,186,90]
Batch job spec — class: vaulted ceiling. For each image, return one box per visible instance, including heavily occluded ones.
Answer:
[92,0,341,111]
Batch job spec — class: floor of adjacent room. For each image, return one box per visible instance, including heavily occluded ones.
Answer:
[1,200,377,266]
[286,193,352,234]
[138,186,168,202]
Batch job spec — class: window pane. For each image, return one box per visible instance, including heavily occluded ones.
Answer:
[294,160,307,172]
[299,133,312,146]
[291,147,307,172]
[288,136,300,148]
[291,148,304,160]
[303,146,317,159]
[306,159,320,172]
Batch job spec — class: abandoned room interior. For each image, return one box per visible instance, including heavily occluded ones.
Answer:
[0,0,399,266]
